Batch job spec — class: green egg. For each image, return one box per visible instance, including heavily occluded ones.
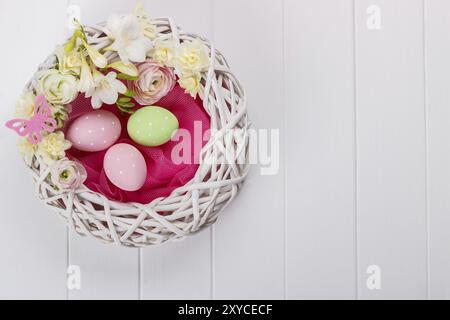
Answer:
[127,106,179,147]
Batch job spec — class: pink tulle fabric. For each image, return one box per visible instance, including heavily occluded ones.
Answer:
[65,84,210,204]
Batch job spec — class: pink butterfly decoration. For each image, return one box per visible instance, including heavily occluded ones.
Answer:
[5,94,57,144]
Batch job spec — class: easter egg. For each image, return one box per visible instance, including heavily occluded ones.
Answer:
[67,110,121,152]
[103,143,147,192]
[127,106,178,147]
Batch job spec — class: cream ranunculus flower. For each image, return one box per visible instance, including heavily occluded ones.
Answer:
[49,158,87,191]
[178,73,201,98]
[18,138,37,166]
[151,39,176,66]
[175,39,209,75]
[55,45,82,76]
[85,70,127,109]
[15,91,36,119]
[104,14,153,64]
[37,131,72,165]
[39,69,79,105]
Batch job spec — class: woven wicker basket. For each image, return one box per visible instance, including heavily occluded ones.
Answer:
[23,17,250,247]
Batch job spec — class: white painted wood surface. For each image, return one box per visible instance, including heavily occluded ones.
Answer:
[285,0,357,299]
[355,0,427,299]
[0,0,68,299]
[0,0,449,300]
[213,0,285,300]
[425,0,450,300]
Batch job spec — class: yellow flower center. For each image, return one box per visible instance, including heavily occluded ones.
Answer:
[186,54,198,64]
[60,170,70,181]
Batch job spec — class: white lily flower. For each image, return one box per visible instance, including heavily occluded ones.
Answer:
[104,14,153,64]
[85,70,127,109]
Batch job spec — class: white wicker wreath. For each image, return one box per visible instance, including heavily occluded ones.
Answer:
[14,13,249,247]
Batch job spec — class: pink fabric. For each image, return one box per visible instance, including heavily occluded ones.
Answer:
[65,84,210,204]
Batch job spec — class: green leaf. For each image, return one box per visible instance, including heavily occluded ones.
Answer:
[118,97,132,104]
[117,103,135,114]
[124,89,136,97]
[119,102,135,108]
[64,35,77,53]
[117,73,139,81]
[108,61,138,77]
[116,98,135,108]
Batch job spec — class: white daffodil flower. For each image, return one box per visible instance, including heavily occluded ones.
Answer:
[104,14,153,64]
[178,73,201,98]
[175,39,210,75]
[55,45,82,76]
[15,91,36,119]
[18,138,37,166]
[37,132,72,165]
[85,70,127,109]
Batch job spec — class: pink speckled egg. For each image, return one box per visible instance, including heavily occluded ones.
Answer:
[67,110,121,152]
[104,143,147,192]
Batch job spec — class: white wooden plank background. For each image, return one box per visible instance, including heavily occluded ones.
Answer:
[285,0,357,299]
[212,0,285,300]
[0,0,449,300]
[355,0,427,299]
[0,0,68,299]
[425,0,450,300]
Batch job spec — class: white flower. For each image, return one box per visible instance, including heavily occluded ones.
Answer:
[51,104,72,129]
[78,53,95,93]
[50,158,87,192]
[18,138,37,166]
[37,131,72,165]
[151,39,176,66]
[15,91,36,119]
[55,45,82,76]
[83,41,108,69]
[85,71,127,109]
[134,2,157,40]
[178,73,201,98]
[175,39,209,75]
[39,69,78,105]
[104,14,153,64]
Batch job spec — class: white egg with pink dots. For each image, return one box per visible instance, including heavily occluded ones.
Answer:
[67,110,121,152]
[103,143,147,192]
